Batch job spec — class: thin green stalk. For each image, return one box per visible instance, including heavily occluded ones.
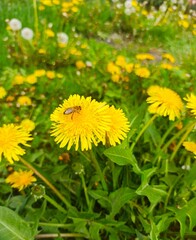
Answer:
[33,0,39,42]
[130,114,157,151]
[35,233,88,239]
[161,122,192,153]
[170,122,195,162]
[89,151,108,192]
[44,194,67,214]
[80,173,90,208]
[159,120,181,148]
[19,157,72,209]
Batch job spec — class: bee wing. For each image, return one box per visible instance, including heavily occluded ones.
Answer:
[64,108,73,114]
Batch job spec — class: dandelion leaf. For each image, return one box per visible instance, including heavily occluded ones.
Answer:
[0,206,34,240]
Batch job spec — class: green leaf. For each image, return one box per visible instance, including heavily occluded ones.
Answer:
[0,206,34,240]
[104,145,141,174]
[108,187,136,218]
[136,185,167,207]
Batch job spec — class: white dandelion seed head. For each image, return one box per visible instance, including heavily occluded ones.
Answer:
[57,32,69,44]
[21,27,34,40]
[9,18,22,31]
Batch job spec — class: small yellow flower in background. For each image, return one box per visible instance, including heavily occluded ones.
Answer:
[178,20,189,29]
[115,55,127,68]
[135,67,150,78]
[46,71,56,79]
[72,6,78,12]
[0,124,32,164]
[25,74,37,84]
[57,73,63,78]
[184,93,196,117]
[160,63,174,70]
[183,141,196,157]
[136,53,155,61]
[146,85,183,121]
[69,47,82,56]
[50,94,130,151]
[107,62,121,75]
[0,87,7,99]
[20,119,35,132]
[105,106,130,146]
[111,74,120,82]
[125,63,134,73]
[17,96,32,106]
[13,75,25,85]
[34,69,46,77]
[162,53,175,63]
[41,0,53,6]
[38,49,46,54]
[75,60,86,69]
[6,170,36,191]
[45,29,55,37]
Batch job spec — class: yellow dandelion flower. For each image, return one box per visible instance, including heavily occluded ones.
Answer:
[146,85,183,121]
[162,53,175,63]
[50,95,112,151]
[13,75,25,85]
[111,74,120,82]
[135,67,150,78]
[125,63,134,73]
[46,71,55,79]
[34,69,46,77]
[160,63,174,70]
[45,29,55,37]
[0,87,7,99]
[75,60,86,69]
[107,62,121,75]
[178,20,189,29]
[183,141,196,155]
[136,53,155,61]
[25,74,37,84]
[17,96,32,106]
[0,124,32,164]
[20,119,35,132]
[115,55,127,68]
[184,93,196,117]
[6,170,36,191]
[105,106,130,146]
[38,48,46,54]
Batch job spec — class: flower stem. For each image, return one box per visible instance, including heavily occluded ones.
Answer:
[80,173,90,209]
[33,0,39,42]
[130,114,157,151]
[19,157,72,209]
[89,151,108,192]
[44,194,67,214]
[170,121,195,162]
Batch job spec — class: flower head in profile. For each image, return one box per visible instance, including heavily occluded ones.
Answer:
[184,93,196,117]
[50,95,130,151]
[146,85,183,121]
[0,124,32,164]
[6,170,36,191]
[105,106,130,146]
[183,141,196,158]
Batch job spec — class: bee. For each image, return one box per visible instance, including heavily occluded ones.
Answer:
[64,106,82,119]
